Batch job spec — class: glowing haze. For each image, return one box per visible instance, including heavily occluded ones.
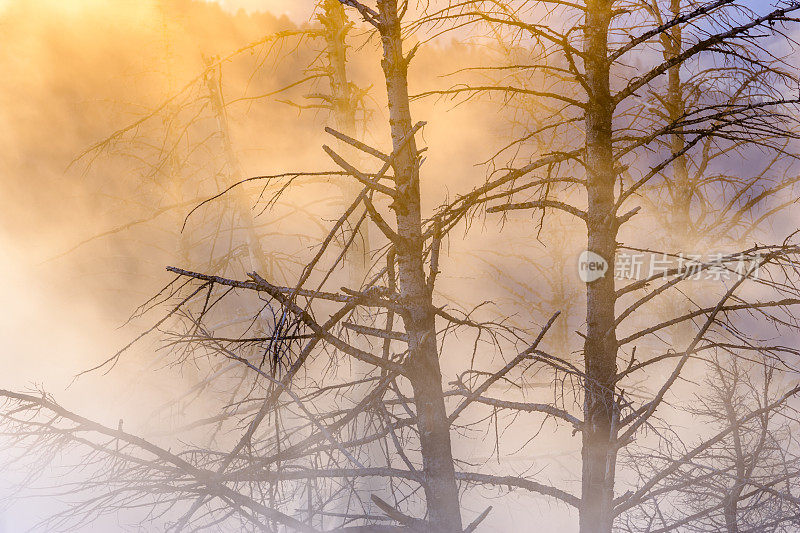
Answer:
[207,0,316,20]
[2,1,798,532]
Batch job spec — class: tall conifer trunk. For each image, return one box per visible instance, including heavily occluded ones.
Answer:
[375,1,462,530]
[320,0,370,284]
[205,66,272,278]
[663,0,691,244]
[581,2,619,532]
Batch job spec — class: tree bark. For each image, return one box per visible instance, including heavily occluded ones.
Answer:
[204,65,272,278]
[320,0,370,285]
[663,0,698,355]
[581,2,619,532]
[375,1,463,531]
[664,0,692,244]
[722,384,744,533]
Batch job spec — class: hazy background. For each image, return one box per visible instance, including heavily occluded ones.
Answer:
[0,1,523,529]
[6,1,788,531]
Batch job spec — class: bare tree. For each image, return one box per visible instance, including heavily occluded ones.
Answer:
[412,1,800,532]
[618,354,800,533]
[4,2,800,533]
[1,1,562,531]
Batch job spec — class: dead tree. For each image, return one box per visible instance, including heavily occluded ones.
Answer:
[412,1,800,532]
[319,0,371,284]
[203,58,273,278]
[55,17,374,420]
[59,16,361,278]
[0,1,571,531]
[4,2,800,533]
[618,354,800,533]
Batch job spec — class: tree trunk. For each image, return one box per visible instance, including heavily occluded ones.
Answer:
[581,2,619,532]
[204,65,272,278]
[320,0,370,286]
[659,0,693,352]
[664,0,692,245]
[722,387,744,533]
[376,1,462,531]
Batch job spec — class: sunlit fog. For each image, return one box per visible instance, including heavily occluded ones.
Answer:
[2,1,800,532]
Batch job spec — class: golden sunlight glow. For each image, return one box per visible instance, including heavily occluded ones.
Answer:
[2,2,800,532]
[207,0,315,19]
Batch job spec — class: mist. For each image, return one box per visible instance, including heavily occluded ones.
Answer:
[2,1,800,532]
